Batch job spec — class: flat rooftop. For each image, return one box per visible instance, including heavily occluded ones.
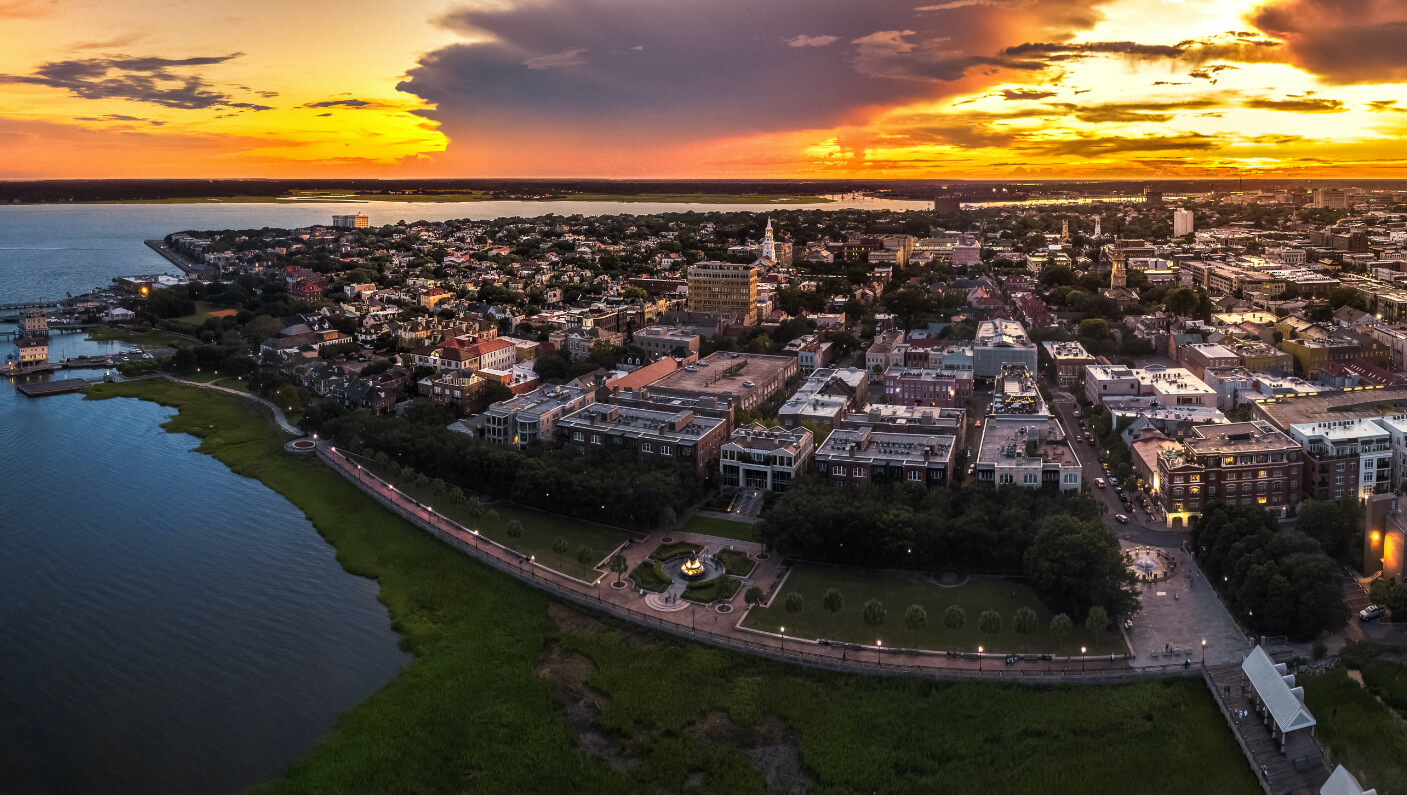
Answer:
[1254,384,1407,428]
[650,351,794,394]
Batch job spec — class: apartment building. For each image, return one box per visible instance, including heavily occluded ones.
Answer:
[784,334,834,373]
[974,319,1038,380]
[686,261,759,324]
[720,423,815,492]
[483,384,596,447]
[881,366,973,408]
[556,403,727,475]
[813,427,955,488]
[778,367,868,429]
[974,364,1082,492]
[1155,421,1302,528]
[1177,342,1239,380]
[647,351,798,412]
[633,325,702,358]
[1042,340,1096,387]
[1085,364,1141,404]
[1290,418,1394,501]
[1134,366,1216,407]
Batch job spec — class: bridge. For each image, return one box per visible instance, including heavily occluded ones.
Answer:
[0,324,98,341]
[0,300,65,313]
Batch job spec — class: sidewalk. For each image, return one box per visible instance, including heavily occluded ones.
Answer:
[165,375,304,436]
[318,442,1203,684]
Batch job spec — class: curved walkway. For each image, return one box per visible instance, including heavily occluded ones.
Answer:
[317,442,1201,684]
[164,375,304,436]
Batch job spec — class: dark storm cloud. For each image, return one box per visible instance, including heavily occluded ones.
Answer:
[1243,97,1346,113]
[1002,34,1283,67]
[1030,132,1226,157]
[999,88,1057,100]
[1048,99,1223,124]
[301,99,379,109]
[0,53,272,110]
[399,0,1117,140]
[1248,0,1407,84]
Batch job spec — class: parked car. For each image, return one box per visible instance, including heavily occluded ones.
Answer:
[1115,514,1129,524]
[1359,605,1387,622]
[1109,477,1120,487]
[1073,409,1081,417]
[1095,478,1106,488]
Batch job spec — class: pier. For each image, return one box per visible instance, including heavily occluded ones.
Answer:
[144,240,202,274]
[15,377,109,397]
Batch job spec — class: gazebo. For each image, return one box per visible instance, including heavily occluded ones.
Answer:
[1241,645,1317,753]
[1320,764,1376,795]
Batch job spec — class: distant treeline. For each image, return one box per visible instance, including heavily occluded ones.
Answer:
[4,178,1403,205]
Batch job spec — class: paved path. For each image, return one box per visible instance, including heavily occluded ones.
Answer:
[165,375,304,436]
[1122,541,1252,667]
[316,442,1201,683]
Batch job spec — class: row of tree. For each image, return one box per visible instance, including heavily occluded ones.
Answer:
[758,481,1138,620]
[317,410,699,530]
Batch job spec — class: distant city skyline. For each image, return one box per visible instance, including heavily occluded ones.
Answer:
[3,0,1407,179]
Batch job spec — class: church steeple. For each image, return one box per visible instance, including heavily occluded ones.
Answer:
[1110,240,1127,289]
[761,218,776,262]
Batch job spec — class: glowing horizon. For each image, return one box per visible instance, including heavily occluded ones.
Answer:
[3,0,1407,181]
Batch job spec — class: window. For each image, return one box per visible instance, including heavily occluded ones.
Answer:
[642,442,653,453]
[661,445,672,456]
[907,470,923,482]
[1208,486,1217,496]
[999,473,1014,484]
[1257,470,1267,479]
[832,465,845,476]
[853,466,866,478]
[573,431,584,442]
[1024,474,1038,485]
[591,434,601,445]
[1337,462,1346,471]
[1335,488,1344,498]
[1174,487,1184,498]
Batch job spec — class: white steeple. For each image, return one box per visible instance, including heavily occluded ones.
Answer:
[761,218,776,261]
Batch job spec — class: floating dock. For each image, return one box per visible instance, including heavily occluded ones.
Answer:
[15,377,105,397]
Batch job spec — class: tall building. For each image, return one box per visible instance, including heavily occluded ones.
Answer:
[10,308,49,372]
[761,218,776,262]
[332,214,370,228]
[933,194,961,214]
[686,261,759,324]
[1109,245,1128,289]
[1312,188,1349,210]
[1173,209,1195,237]
[973,319,1038,379]
[1155,421,1302,527]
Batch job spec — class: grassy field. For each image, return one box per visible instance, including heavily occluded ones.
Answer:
[746,564,1128,655]
[81,378,1256,794]
[1302,666,1407,795]
[173,300,219,325]
[85,326,189,348]
[355,456,629,578]
[681,514,757,542]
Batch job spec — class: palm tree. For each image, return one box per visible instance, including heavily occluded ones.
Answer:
[1051,613,1074,654]
[1013,606,1038,653]
[904,604,928,632]
[943,605,966,632]
[608,552,628,583]
[822,588,844,615]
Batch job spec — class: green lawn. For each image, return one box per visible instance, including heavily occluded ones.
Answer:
[746,564,1127,655]
[212,376,251,393]
[682,514,757,542]
[174,300,218,325]
[1303,666,1407,795]
[355,456,629,579]
[716,549,756,577]
[81,379,1256,795]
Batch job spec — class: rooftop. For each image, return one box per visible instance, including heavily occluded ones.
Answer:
[817,427,954,465]
[1182,421,1297,454]
[649,351,795,395]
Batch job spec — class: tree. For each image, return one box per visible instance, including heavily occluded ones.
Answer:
[1013,606,1038,652]
[785,592,804,615]
[1078,318,1110,340]
[505,519,524,549]
[552,536,570,555]
[822,588,844,615]
[1050,613,1074,652]
[1085,606,1110,640]
[658,506,676,529]
[1163,287,1201,317]
[862,599,887,628]
[1023,514,1140,619]
[575,545,595,579]
[904,604,928,632]
[936,607,965,639]
[745,586,765,607]
[243,313,282,344]
[1296,498,1360,562]
[978,609,1003,641]
[608,552,628,583]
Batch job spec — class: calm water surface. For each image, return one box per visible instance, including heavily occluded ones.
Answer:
[0,332,409,794]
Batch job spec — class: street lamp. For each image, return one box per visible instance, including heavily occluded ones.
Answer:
[1081,646,1087,673]
[780,626,786,653]
[977,646,983,673]
[1201,639,1207,664]
[876,639,883,666]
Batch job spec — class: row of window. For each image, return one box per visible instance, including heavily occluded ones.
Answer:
[570,430,676,457]
[829,464,927,482]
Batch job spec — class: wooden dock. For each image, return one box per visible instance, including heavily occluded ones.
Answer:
[14,377,105,397]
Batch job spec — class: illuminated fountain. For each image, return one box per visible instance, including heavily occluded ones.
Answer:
[679,552,708,582]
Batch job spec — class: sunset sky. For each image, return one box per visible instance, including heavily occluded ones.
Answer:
[3,0,1407,180]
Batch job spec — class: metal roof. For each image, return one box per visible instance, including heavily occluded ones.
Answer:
[1241,646,1317,734]
[1320,764,1375,795]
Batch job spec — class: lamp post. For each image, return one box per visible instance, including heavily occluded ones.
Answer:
[780,626,786,653]
[356,464,362,483]
[977,646,983,673]
[876,639,882,666]
[1081,646,1087,673]
[1201,639,1207,664]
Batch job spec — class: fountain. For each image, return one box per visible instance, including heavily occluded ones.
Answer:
[679,552,708,582]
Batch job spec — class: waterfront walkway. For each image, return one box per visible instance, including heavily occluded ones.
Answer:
[318,442,1201,684]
